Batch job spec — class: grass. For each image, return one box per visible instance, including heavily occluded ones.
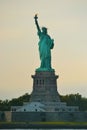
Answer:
[0,121,87,129]
[0,121,87,125]
[30,121,87,125]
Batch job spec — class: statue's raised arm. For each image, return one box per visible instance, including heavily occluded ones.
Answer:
[34,14,41,33]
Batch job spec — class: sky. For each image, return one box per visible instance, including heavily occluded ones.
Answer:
[0,0,87,100]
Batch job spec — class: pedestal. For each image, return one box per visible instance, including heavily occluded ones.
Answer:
[30,71,60,102]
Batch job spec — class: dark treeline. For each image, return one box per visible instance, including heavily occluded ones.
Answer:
[0,93,30,111]
[0,93,87,111]
[60,93,87,111]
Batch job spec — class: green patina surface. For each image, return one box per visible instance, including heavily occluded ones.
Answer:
[34,14,54,71]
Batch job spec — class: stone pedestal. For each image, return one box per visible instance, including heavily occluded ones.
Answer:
[11,71,79,120]
[11,71,79,113]
[30,71,60,102]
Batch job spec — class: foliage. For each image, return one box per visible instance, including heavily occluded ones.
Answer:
[0,93,30,111]
[0,93,87,111]
[60,93,87,111]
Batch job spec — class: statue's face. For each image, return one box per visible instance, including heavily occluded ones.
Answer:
[42,27,47,34]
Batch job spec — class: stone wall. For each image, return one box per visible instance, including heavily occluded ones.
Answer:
[5,111,11,122]
[11,111,87,122]
[11,112,42,122]
[0,111,5,121]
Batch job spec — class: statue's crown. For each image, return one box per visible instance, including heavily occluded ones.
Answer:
[42,27,47,30]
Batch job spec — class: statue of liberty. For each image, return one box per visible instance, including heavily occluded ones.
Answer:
[34,14,54,71]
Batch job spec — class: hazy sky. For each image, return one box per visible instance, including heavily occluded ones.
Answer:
[0,0,87,100]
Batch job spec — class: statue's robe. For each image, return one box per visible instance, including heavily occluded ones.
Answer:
[38,31,54,69]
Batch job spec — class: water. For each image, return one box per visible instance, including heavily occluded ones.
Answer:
[1,129,87,130]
